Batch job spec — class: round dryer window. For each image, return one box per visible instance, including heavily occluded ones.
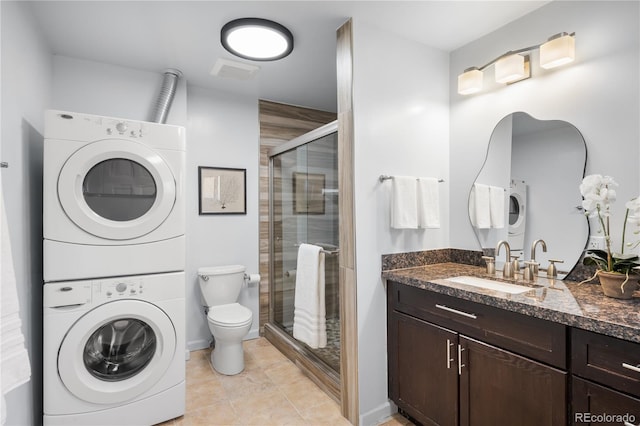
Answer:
[83,159,157,221]
[58,139,176,240]
[57,300,176,405]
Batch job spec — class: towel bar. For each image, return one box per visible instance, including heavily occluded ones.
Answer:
[379,174,444,183]
[294,242,340,255]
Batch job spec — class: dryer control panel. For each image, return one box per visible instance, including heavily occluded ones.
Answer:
[44,109,186,151]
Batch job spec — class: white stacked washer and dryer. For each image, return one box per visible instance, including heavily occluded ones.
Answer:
[42,110,186,425]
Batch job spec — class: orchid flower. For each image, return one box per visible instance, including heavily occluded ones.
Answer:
[580,174,640,274]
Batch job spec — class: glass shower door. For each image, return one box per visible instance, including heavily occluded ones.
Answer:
[270,128,339,373]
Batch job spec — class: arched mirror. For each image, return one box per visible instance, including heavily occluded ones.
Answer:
[469,112,588,279]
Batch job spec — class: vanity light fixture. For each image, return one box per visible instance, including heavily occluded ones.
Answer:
[457,67,484,95]
[457,32,575,95]
[494,54,528,84]
[539,32,575,69]
[221,18,294,61]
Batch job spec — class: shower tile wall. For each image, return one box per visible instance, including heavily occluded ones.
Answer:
[258,100,336,333]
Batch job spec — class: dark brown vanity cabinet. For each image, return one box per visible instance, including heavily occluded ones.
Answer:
[571,329,640,425]
[388,310,459,425]
[387,280,568,426]
[459,336,567,426]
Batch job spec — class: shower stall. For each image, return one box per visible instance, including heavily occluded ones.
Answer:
[267,121,340,396]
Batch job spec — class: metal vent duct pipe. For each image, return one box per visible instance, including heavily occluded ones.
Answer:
[152,69,181,124]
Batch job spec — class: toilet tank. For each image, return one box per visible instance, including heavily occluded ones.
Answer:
[198,265,246,307]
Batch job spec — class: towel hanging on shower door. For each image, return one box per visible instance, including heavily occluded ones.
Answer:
[293,244,327,349]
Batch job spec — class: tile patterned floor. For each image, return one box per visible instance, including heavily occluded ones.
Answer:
[159,337,412,426]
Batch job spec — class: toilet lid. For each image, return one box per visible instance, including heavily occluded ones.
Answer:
[208,303,252,326]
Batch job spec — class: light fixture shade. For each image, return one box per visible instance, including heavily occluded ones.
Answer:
[495,54,525,84]
[221,18,294,61]
[540,34,575,69]
[457,68,483,95]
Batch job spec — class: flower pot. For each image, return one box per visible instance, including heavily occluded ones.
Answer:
[597,270,639,299]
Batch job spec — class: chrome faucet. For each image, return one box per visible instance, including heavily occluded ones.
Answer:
[496,240,514,278]
[530,239,547,275]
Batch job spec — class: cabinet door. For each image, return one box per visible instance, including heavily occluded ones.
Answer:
[572,376,640,425]
[459,336,567,426]
[389,310,459,426]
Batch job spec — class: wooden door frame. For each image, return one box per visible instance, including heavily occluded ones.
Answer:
[337,18,359,425]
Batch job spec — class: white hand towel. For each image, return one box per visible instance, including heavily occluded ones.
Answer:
[391,176,418,229]
[1,198,31,399]
[417,177,440,228]
[293,244,327,349]
[472,183,491,229]
[489,185,505,229]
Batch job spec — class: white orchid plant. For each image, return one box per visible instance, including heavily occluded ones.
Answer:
[580,174,640,275]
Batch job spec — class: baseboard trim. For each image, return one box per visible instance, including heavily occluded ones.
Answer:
[360,401,393,426]
[245,328,260,340]
[187,339,210,352]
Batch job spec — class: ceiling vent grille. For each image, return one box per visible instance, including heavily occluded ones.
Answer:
[210,58,260,80]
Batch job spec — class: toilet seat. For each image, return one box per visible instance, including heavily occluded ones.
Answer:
[207,303,252,327]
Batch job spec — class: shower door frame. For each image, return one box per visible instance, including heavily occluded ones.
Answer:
[266,120,340,401]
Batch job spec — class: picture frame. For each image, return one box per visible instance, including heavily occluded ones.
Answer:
[293,172,325,215]
[198,166,247,215]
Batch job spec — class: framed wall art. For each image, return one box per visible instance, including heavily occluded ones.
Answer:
[293,172,325,215]
[198,166,247,215]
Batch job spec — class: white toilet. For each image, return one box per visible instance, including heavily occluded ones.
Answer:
[198,264,253,375]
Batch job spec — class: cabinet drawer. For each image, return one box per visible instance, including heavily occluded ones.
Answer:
[572,328,640,397]
[388,280,567,369]
[572,376,640,425]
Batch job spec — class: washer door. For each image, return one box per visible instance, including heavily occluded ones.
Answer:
[58,300,176,405]
[57,139,176,240]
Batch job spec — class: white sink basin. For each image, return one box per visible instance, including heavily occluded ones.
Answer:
[446,276,536,294]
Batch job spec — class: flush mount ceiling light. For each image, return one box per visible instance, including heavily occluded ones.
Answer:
[457,32,575,95]
[221,18,294,61]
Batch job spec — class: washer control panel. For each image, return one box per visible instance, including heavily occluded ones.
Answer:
[100,277,145,300]
[44,272,183,309]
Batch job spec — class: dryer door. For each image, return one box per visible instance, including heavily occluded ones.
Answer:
[57,299,176,405]
[57,139,176,240]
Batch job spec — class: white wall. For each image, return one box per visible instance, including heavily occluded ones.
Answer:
[450,1,640,256]
[351,19,450,425]
[185,85,260,349]
[52,55,187,126]
[0,2,52,424]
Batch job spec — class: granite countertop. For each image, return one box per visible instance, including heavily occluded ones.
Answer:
[382,262,640,343]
